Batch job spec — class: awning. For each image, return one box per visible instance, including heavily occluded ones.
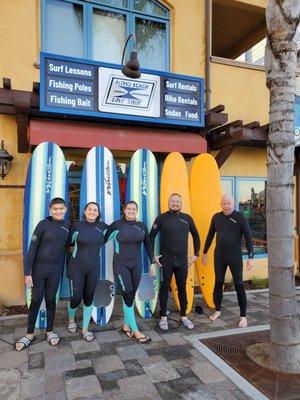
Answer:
[29,119,207,154]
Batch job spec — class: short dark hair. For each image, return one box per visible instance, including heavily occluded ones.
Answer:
[169,193,182,199]
[82,201,101,222]
[49,197,66,208]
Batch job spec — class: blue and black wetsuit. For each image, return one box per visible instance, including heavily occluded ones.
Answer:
[149,211,200,317]
[25,217,70,334]
[203,210,254,317]
[105,219,154,332]
[68,220,108,329]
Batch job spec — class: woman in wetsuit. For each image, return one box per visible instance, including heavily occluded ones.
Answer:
[67,202,108,341]
[105,201,154,343]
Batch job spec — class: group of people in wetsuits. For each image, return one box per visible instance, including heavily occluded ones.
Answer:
[15,192,254,351]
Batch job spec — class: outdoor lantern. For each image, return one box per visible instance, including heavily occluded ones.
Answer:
[121,34,141,79]
[0,140,14,180]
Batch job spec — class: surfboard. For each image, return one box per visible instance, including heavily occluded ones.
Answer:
[80,146,120,326]
[23,141,68,329]
[125,148,160,318]
[190,153,222,308]
[160,152,195,314]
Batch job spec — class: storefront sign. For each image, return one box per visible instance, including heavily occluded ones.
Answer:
[40,53,204,128]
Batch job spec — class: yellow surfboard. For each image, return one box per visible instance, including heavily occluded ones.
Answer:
[160,152,195,314]
[190,153,222,308]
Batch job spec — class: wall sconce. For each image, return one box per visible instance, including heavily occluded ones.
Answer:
[0,140,14,180]
[121,34,141,79]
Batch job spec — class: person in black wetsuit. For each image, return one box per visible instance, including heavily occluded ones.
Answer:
[149,193,200,331]
[16,198,69,351]
[202,194,254,328]
[105,200,154,343]
[67,202,108,342]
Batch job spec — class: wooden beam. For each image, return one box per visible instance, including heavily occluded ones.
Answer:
[215,144,236,168]
[205,111,228,130]
[209,119,243,136]
[208,104,225,113]
[3,78,11,90]
[14,91,31,153]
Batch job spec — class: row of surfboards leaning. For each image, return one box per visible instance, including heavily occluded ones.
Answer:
[24,141,222,329]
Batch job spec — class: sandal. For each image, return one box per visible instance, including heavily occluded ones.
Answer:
[15,336,35,351]
[181,318,194,330]
[67,322,78,334]
[81,331,94,342]
[47,332,60,346]
[134,335,151,344]
[159,319,169,331]
[121,328,133,338]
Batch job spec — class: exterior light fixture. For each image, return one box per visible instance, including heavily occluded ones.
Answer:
[0,140,14,180]
[121,34,141,79]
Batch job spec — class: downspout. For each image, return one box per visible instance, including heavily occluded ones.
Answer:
[205,0,212,111]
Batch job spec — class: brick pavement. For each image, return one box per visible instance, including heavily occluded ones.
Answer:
[0,289,299,400]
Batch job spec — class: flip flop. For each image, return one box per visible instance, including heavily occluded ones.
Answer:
[135,335,151,344]
[81,331,94,342]
[159,319,169,331]
[181,318,194,330]
[47,332,60,346]
[67,322,78,334]
[121,328,133,338]
[15,336,35,351]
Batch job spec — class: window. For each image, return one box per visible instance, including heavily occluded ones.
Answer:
[42,0,170,71]
[221,177,267,257]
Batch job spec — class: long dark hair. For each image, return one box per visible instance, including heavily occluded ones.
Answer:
[122,200,138,220]
[82,202,101,222]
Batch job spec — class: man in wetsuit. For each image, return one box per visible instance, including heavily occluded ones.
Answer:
[150,193,200,330]
[202,194,254,328]
[16,198,69,350]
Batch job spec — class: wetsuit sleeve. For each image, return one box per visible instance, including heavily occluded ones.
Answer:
[203,215,216,254]
[240,215,254,258]
[67,222,78,247]
[143,224,155,262]
[24,221,44,276]
[149,215,163,248]
[104,221,119,243]
[189,216,200,256]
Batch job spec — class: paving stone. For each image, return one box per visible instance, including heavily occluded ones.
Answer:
[65,375,102,399]
[28,340,59,355]
[123,359,144,376]
[188,348,208,362]
[161,333,187,346]
[97,370,128,392]
[140,329,163,343]
[28,352,45,370]
[183,388,218,399]
[230,389,250,400]
[191,361,226,383]
[95,330,123,344]
[44,349,76,373]
[93,355,125,374]
[116,344,148,361]
[138,355,167,367]
[216,392,239,400]
[0,333,14,352]
[76,359,92,369]
[148,345,192,361]
[0,369,20,400]
[63,367,95,380]
[207,318,229,328]
[118,374,162,400]
[154,381,182,400]
[100,390,125,400]
[74,350,104,361]
[174,366,199,379]
[44,391,67,400]
[143,361,180,383]
[70,339,101,354]
[20,375,45,399]
[45,373,63,394]
[0,350,28,369]
[206,379,237,392]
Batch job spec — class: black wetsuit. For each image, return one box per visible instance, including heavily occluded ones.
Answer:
[150,211,200,316]
[104,219,154,307]
[25,217,70,333]
[68,220,108,309]
[203,210,254,317]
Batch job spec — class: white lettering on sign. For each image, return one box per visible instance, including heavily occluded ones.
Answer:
[185,110,198,119]
[50,95,76,107]
[165,109,181,117]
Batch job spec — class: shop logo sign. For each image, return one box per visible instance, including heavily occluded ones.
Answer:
[142,161,147,196]
[104,77,155,109]
[105,160,112,196]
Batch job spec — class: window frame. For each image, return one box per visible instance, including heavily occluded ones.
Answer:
[42,0,170,71]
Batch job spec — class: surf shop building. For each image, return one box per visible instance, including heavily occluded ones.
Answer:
[0,0,298,306]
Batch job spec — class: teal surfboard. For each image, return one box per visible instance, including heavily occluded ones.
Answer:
[80,146,120,326]
[23,141,68,329]
[126,148,160,318]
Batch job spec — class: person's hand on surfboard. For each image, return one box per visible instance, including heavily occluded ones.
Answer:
[25,275,33,288]
[154,255,163,267]
[150,263,157,276]
[187,255,198,267]
[202,254,208,265]
[245,259,254,271]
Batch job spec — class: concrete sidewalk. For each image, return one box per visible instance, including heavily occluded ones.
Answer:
[0,289,297,400]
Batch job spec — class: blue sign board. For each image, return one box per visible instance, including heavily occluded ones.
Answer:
[40,53,205,128]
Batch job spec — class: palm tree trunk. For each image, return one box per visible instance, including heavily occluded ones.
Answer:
[265,0,300,373]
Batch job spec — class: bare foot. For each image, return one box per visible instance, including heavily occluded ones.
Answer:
[239,317,247,328]
[209,311,221,321]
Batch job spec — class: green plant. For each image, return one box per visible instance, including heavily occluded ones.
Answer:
[250,276,269,289]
